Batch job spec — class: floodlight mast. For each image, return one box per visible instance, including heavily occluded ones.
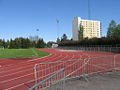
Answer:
[56,19,59,38]
[88,0,91,20]
[36,29,39,42]
[36,29,39,32]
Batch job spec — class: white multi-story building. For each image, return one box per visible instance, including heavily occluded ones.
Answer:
[72,17,101,40]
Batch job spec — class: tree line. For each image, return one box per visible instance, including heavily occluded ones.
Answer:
[58,20,120,47]
[1,20,120,48]
[58,36,120,47]
[107,20,120,37]
[0,36,46,49]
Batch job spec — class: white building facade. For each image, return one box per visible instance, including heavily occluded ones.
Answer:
[72,17,101,41]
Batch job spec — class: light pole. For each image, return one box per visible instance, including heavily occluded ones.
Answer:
[88,0,91,20]
[56,19,60,38]
[36,29,39,43]
[36,29,39,32]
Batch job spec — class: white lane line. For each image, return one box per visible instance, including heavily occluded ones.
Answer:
[1,52,65,83]
[3,49,84,89]
[0,55,55,77]
[5,83,25,90]
[0,54,61,78]
[5,54,70,90]
[5,52,78,90]
[0,71,34,84]
[0,54,63,83]
[0,54,52,74]
[27,54,52,62]
[0,68,32,78]
[31,49,38,57]
[5,71,57,90]
[0,49,52,68]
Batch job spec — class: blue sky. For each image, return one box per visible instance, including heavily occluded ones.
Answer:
[0,0,120,42]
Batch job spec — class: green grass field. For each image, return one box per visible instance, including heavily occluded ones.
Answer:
[0,48,49,58]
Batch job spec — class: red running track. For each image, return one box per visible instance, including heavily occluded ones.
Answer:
[0,49,117,90]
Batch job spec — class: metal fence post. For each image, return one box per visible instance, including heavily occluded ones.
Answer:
[34,64,38,90]
[63,69,65,90]
[83,58,86,75]
[113,55,116,72]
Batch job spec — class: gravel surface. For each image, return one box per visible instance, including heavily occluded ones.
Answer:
[65,72,120,90]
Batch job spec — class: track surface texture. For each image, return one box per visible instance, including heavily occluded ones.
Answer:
[0,49,118,90]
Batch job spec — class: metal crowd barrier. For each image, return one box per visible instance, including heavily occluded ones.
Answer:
[29,54,120,90]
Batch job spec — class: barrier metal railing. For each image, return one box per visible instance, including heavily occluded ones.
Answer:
[28,69,65,90]
[29,54,120,90]
[58,46,120,53]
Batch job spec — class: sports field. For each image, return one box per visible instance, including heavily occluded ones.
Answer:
[0,48,49,58]
[0,49,120,90]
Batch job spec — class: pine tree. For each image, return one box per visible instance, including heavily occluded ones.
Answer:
[107,20,116,37]
[61,34,67,42]
[56,38,61,44]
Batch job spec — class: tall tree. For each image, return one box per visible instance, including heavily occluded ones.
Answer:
[107,20,116,37]
[61,34,67,42]
[47,41,54,48]
[78,24,84,40]
[112,24,120,37]
[36,38,45,48]
[9,39,14,48]
[56,38,61,44]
